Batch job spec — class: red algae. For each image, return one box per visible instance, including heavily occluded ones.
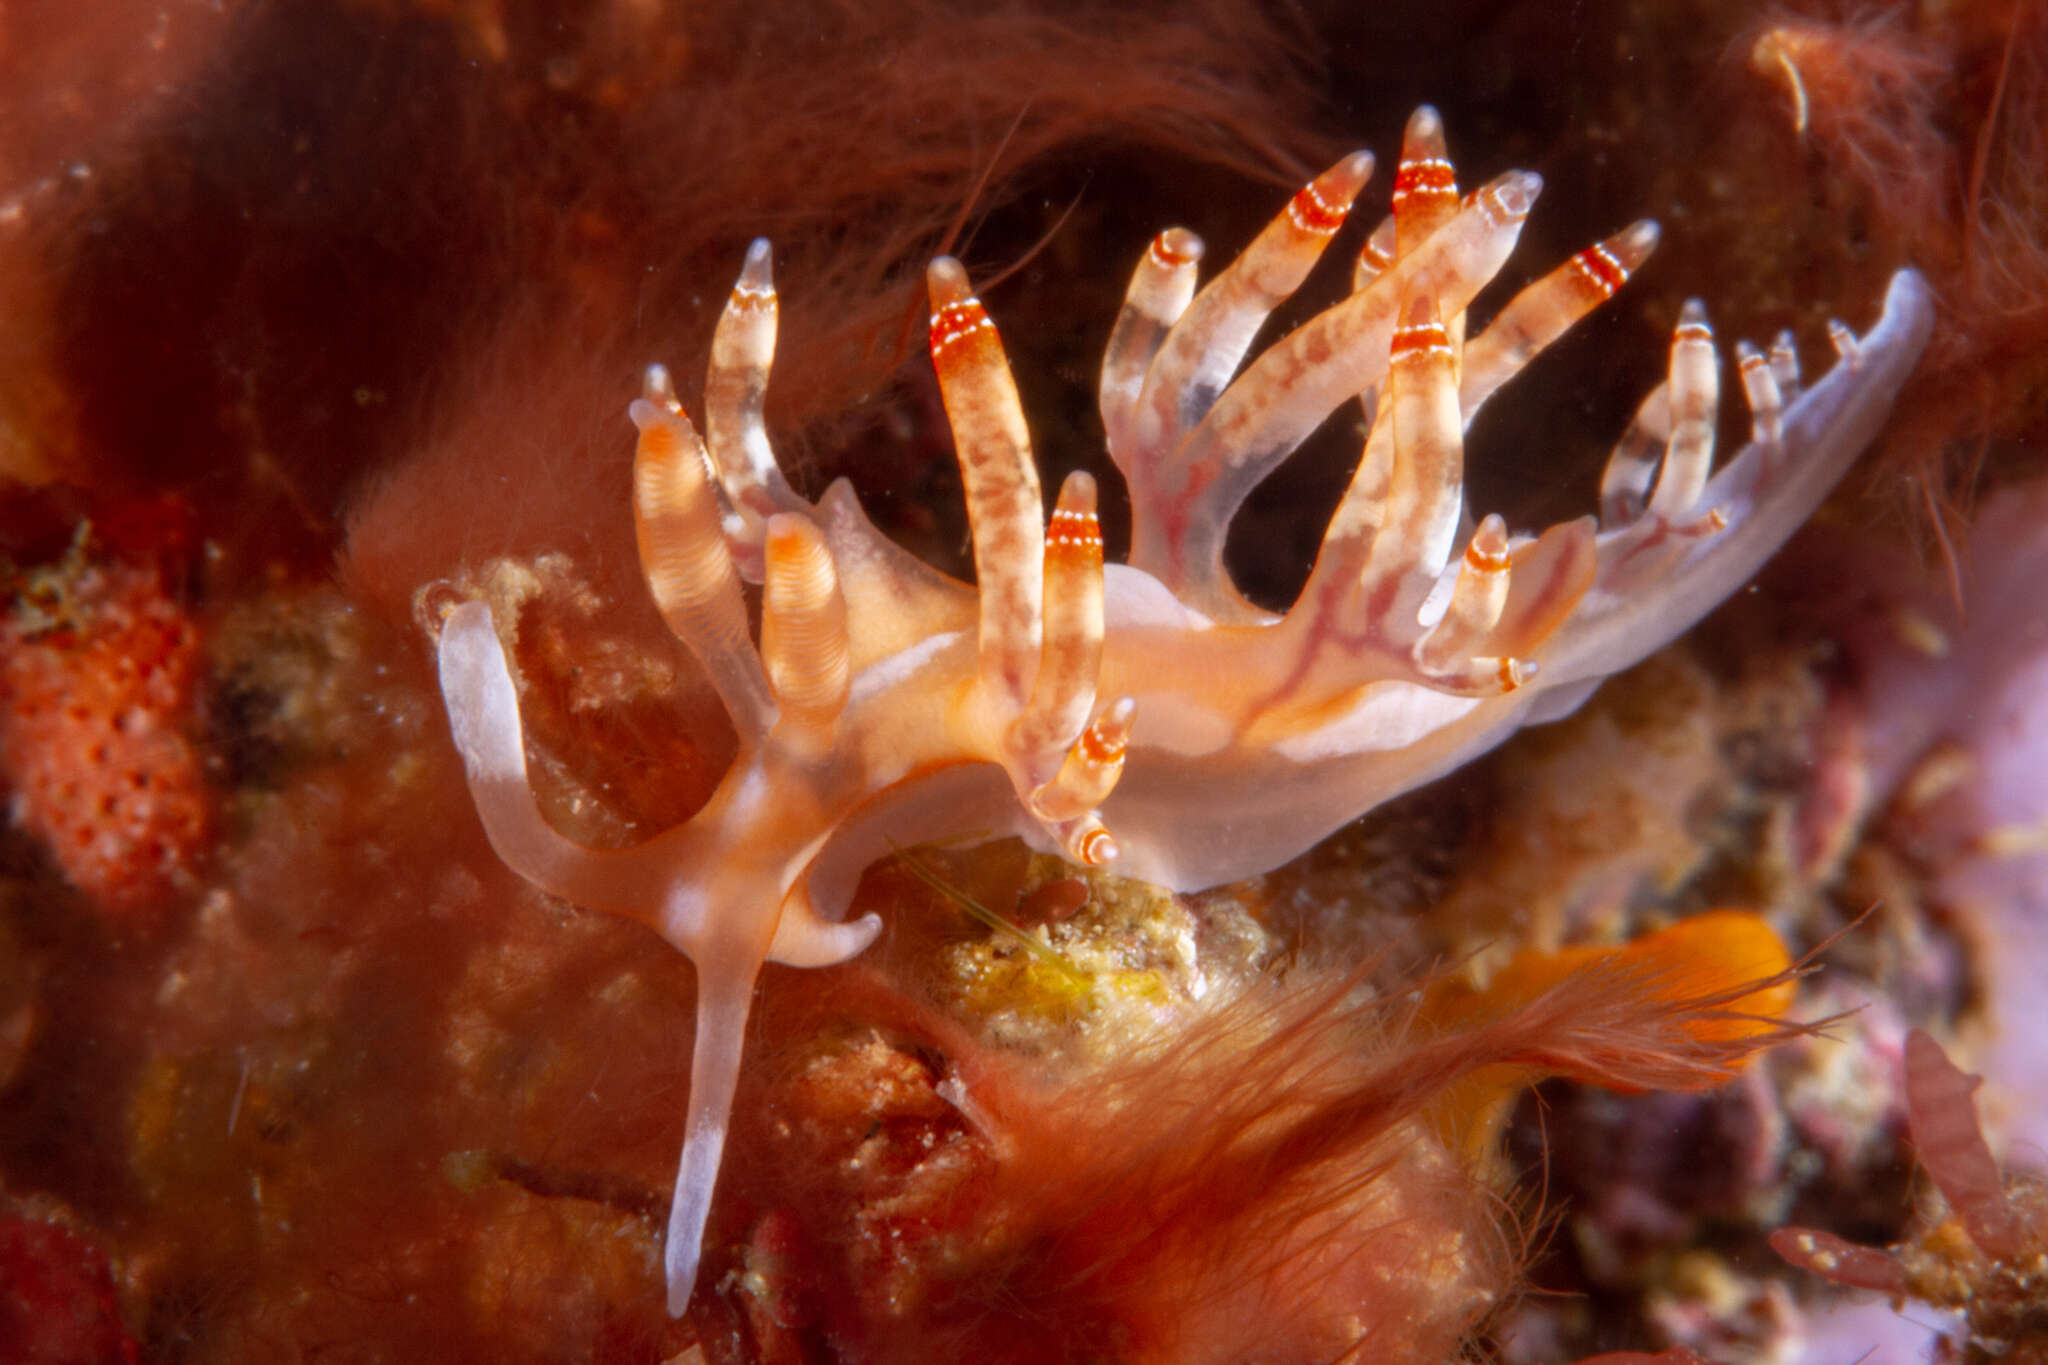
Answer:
[1775,1030,2048,1361]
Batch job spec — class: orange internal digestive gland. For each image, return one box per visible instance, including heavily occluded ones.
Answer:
[434,105,1933,1313]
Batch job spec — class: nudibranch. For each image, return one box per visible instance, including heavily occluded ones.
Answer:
[434,108,1934,1313]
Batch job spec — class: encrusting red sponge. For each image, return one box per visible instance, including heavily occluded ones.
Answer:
[1,542,210,919]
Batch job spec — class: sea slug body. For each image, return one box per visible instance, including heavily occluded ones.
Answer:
[434,107,1935,1313]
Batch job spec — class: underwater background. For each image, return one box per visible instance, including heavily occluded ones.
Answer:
[1,1,2044,1360]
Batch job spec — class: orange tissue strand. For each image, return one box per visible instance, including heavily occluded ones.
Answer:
[1425,910,1796,1052]
[1420,911,1797,1157]
[1,525,212,920]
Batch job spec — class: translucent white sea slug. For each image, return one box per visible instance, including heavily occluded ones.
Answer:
[434,107,1935,1312]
